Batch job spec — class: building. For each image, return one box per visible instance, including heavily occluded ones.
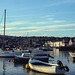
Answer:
[45,41,65,48]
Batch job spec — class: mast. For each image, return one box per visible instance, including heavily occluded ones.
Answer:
[2,9,6,50]
[4,9,6,36]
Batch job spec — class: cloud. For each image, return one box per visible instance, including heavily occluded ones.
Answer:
[6,26,39,30]
[7,22,25,26]
[45,0,75,7]
[53,20,66,23]
[5,23,75,31]
[48,18,54,20]
[42,15,54,18]
[1,24,75,36]
[32,21,48,25]
[43,24,75,29]
[1,19,66,28]
[32,20,66,25]
[0,19,75,36]
[5,28,75,36]
[46,28,75,32]
[0,22,26,27]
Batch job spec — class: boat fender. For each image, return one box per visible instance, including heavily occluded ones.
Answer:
[64,66,69,72]
[57,60,63,68]
[26,64,30,69]
[8,59,11,62]
[13,59,16,63]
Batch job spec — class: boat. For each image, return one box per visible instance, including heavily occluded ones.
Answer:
[0,51,14,58]
[69,52,75,58]
[14,50,49,63]
[0,9,22,58]
[41,47,53,51]
[0,49,22,58]
[14,50,31,63]
[28,59,69,74]
[32,54,49,62]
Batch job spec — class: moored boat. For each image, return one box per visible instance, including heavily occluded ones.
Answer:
[0,50,22,58]
[0,51,15,58]
[28,59,69,74]
[69,52,75,58]
[14,51,49,63]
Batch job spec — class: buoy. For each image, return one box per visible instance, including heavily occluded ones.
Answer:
[26,64,30,69]
[8,59,11,62]
[13,59,15,62]
[13,59,16,63]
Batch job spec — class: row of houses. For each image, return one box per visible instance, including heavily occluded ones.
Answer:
[0,35,75,49]
[45,39,75,48]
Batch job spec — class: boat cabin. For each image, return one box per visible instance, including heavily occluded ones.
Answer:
[21,53,31,57]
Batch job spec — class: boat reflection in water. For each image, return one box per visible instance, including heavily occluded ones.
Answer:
[26,69,65,75]
[0,48,75,75]
[53,48,59,57]
[69,58,75,63]
[69,52,75,58]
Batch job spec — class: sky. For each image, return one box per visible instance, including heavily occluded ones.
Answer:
[0,0,75,37]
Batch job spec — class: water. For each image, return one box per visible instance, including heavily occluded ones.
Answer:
[0,49,75,75]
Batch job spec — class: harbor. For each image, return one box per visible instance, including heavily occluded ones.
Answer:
[0,0,75,75]
[0,48,75,75]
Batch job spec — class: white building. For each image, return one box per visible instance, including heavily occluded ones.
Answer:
[45,41,65,47]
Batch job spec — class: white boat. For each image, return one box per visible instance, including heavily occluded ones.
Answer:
[0,50,22,58]
[29,59,69,74]
[69,52,75,58]
[0,51,15,58]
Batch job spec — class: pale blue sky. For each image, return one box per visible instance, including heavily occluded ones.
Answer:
[0,0,75,37]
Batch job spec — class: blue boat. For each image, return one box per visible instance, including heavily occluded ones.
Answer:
[14,52,49,63]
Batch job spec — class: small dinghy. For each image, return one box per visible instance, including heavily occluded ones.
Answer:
[28,59,69,74]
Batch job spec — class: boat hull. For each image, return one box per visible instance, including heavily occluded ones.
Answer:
[0,53,14,58]
[14,57,29,63]
[29,59,67,74]
[14,56,49,63]
[29,64,66,74]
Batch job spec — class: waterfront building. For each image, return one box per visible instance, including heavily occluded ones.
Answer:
[69,39,72,46]
[45,41,65,48]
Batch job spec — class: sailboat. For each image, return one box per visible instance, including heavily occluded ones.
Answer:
[1,9,6,51]
[0,9,22,58]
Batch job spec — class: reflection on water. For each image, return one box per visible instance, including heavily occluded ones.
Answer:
[53,48,59,57]
[0,49,75,75]
[14,62,26,70]
[53,48,69,58]
[3,61,6,75]
[69,58,75,63]
[0,58,28,75]
[26,69,65,75]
